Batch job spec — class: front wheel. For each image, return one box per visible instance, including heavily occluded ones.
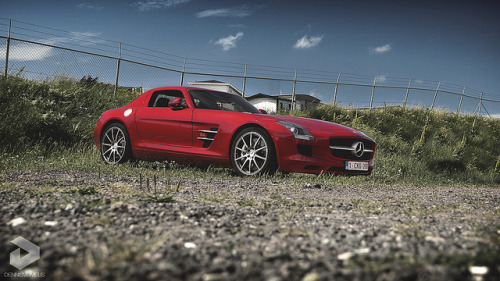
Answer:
[230,127,277,176]
[100,123,132,164]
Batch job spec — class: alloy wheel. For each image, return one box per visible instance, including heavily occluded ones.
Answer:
[101,126,127,164]
[233,131,269,175]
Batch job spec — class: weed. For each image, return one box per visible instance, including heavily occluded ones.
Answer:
[199,194,229,203]
[237,197,256,207]
[144,177,180,203]
[87,212,112,227]
[0,182,18,189]
[144,195,175,203]
[396,223,426,240]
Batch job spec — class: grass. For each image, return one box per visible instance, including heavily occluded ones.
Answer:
[1,75,500,187]
[237,197,257,207]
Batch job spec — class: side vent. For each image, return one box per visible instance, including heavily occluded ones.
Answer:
[198,127,218,148]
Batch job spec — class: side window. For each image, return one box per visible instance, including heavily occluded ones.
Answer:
[148,90,186,108]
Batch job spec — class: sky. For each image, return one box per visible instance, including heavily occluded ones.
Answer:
[1,0,499,114]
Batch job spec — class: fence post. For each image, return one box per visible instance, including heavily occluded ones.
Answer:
[242,64,247,97]
[333,72,340,106]
[180,58,186,86]
[291,69,297,111]
[478,92,483,116]
[431,81,441,110]
[369,76,376,109]
[3,19,11,78]
[403,78,411,108]
[113,42,121,99]
[457,86,465,114]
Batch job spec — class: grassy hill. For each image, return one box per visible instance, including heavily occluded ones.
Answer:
[1,76,499,186]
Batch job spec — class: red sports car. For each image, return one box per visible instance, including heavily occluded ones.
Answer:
[94,86,376,176]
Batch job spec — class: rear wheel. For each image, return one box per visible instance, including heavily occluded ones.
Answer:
[230,127,277,176]
[100,123,132,164]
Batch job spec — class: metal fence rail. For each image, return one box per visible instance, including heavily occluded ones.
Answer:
[1,18,499,116]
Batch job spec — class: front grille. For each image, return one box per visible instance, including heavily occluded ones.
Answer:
[329,138,374,160]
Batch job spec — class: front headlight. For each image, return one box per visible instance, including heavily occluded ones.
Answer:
[276,121,315,141]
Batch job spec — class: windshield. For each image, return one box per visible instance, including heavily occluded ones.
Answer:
[189,90,260,114]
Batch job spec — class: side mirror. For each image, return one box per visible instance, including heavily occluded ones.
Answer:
[259,109,268,114]
[168,98,184,110]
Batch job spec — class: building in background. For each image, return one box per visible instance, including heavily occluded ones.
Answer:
[188,80,243,97]
[246,93,321,113]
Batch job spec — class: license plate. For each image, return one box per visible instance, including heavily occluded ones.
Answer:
[345,161,368,171]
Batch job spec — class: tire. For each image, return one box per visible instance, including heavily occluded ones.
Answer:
[100,123,132,164]
[230,127,277,176]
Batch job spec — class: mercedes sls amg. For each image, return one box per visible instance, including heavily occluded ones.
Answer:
[94,87,376,176]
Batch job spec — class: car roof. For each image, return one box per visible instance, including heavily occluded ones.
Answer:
[147,86,240,96]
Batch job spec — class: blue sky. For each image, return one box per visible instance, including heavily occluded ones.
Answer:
[1,0,499,114]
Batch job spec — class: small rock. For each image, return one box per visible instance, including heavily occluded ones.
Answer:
[127,204,139,211]
[313,184,321,189]
[110,201,126,211]
[8,217,27,227]
[355,247,370,255]
[337,252,353,261]
[302,272,319,281]
[469,266,488,275]
[184,242,197,249]
[425,236,445,244]
[69,246,78,254]
[44,221,57,227]
[203,273,227,281]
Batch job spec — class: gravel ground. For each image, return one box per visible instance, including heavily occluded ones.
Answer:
[1,170,499,281]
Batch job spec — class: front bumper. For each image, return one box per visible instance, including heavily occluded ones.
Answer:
[275,135,375,175]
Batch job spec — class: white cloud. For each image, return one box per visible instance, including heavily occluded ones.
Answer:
[294,35,323,49]
[76,3,104,11]
[215,32,244,51]
[132,0,191,12]
[370,43,392,54]
[67,31,104,45]
[35,31,104,48]
[0,30,105,62]
[228,24,247,28]
[0,43,53,61]
[196,6,251,18]
[375,75,387,83]
[491,114,500,119]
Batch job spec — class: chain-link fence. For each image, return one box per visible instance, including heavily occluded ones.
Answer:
[1,18,498,116]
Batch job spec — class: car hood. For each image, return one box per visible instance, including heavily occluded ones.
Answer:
[262,114,373,140]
